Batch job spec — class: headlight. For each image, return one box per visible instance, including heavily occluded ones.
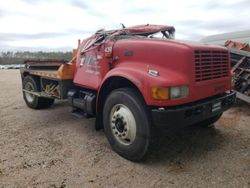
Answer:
[151,86,189,100]
[170,86,189,99]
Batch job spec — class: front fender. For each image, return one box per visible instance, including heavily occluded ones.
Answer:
[99,62,189,106]
[100,64,147,97]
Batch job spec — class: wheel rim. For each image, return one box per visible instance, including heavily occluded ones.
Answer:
[24,82,35,103]
[110,104,137,145]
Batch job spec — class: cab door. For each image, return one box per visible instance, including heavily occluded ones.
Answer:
[73,49,102,90]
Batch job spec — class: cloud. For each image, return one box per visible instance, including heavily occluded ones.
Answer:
[0,0,249,51]
[69,0,106,18]
[70,0,88,9]
[0,32,68,41]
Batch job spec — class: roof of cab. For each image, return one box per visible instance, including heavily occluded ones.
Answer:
[96,24,175,36]
[122,24,175,35]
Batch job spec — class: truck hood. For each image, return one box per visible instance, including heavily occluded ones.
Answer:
[113,37,231,106]
[117,37,228,52]
[168,39,227,51]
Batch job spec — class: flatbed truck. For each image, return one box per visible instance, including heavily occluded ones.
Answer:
[21,24,236,161]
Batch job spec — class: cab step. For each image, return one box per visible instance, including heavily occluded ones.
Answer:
[70,108,85,118]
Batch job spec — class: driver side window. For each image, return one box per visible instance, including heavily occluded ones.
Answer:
[80,54,86,66]
[80,54,97,67]
[86,56,97,65]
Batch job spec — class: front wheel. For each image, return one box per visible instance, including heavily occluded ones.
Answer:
[103,88,152,161]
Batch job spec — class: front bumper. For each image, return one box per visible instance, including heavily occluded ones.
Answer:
[151,91,236,128]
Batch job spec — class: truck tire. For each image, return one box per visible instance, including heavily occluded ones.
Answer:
[103,88,153,161]
[197,113,223,128]
[23,76,54,109]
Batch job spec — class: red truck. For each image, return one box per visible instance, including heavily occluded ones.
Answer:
[21,24,235,161]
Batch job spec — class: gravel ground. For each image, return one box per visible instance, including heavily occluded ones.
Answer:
[0,70,249,188]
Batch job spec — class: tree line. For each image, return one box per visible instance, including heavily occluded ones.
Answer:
[0,51,72,64]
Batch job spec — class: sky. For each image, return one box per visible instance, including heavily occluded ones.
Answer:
[0,0,249,51]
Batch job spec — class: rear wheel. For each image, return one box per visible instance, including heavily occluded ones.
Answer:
[103,88,153,161]
[197,113,222,128]
[23,76,54,109]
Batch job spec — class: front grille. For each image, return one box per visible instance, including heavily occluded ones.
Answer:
[194,50,229,82]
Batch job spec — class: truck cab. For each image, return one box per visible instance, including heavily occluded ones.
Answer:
[21,24,235,161]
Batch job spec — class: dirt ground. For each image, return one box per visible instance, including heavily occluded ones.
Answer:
[0,70,249,188]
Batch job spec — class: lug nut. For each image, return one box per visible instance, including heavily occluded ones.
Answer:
[122,133,126,136]
[115,131,118,135]
[112,126,115,129]
[118,134,122,137]
[124,128,127,132]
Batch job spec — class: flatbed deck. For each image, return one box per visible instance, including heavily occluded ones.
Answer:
[22,68,73,80]
[21,59,75,80]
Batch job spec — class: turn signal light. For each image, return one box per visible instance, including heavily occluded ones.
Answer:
[151,87,169,100]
